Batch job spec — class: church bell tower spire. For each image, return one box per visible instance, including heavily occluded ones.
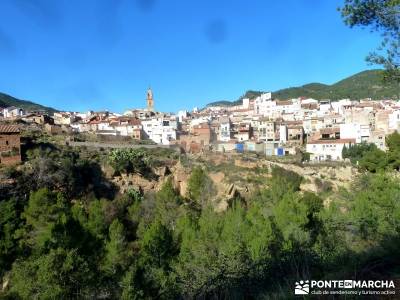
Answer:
[146,87,154,111]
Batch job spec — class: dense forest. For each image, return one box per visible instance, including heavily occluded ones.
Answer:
[0,135,400,299]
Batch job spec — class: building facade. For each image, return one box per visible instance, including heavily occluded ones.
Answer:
[0,125,21,165]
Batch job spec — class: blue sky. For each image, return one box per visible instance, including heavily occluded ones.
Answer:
[0,0,381,113]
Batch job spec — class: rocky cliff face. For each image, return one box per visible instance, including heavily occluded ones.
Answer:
[104,154,358,211]
[267,162,356,193]
[171,161,190,197]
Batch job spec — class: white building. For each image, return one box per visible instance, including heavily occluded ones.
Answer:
[331,99,352,115]
[306,139,355,161]
[75,111,93,120]
[318,101,332,116]
[389,110,400,131]
[279,125,287,143]
[275,99,301,115]
[219,117,231,142]
[340,123,361,143]
[178,110,189,122]
[190,117,210,128]
[3,107,24,118]
[141,117,177,145]
[242,98,250,109]
[301,98,318,105]
[303,118,316,135]
[340,123,370,143]
[97,121,113,131]
[254,93,275,116]
[110,118,142,138]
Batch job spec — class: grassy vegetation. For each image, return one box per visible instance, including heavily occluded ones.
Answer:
[71,132,156,145]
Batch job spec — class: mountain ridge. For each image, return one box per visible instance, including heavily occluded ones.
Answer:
[0,92,57,114]
[1,69,399,113]
[206,70,400,107]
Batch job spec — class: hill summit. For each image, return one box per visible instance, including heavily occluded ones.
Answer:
[207,70,400,107]
[0,92,56,113]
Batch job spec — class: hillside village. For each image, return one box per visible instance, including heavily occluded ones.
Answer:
[1,0,400,297]
[0,85,399,165]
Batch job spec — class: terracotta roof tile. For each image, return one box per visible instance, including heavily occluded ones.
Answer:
[0,125,20,133]
[308,138,355,144]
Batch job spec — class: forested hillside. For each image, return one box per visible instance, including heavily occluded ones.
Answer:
[207,70,400,107]
[274,70,400,100]
[0,92,56,113]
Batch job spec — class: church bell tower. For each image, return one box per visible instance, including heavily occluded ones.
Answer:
[146,87,154,111]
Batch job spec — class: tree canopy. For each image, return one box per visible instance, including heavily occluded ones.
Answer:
[340,0,400,83]
[1,142,400,298]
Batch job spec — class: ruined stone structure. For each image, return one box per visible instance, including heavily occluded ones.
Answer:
[0,125,21,165]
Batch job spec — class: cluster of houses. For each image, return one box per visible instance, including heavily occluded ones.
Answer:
[1,88,399,165]
[176,92,394,161]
